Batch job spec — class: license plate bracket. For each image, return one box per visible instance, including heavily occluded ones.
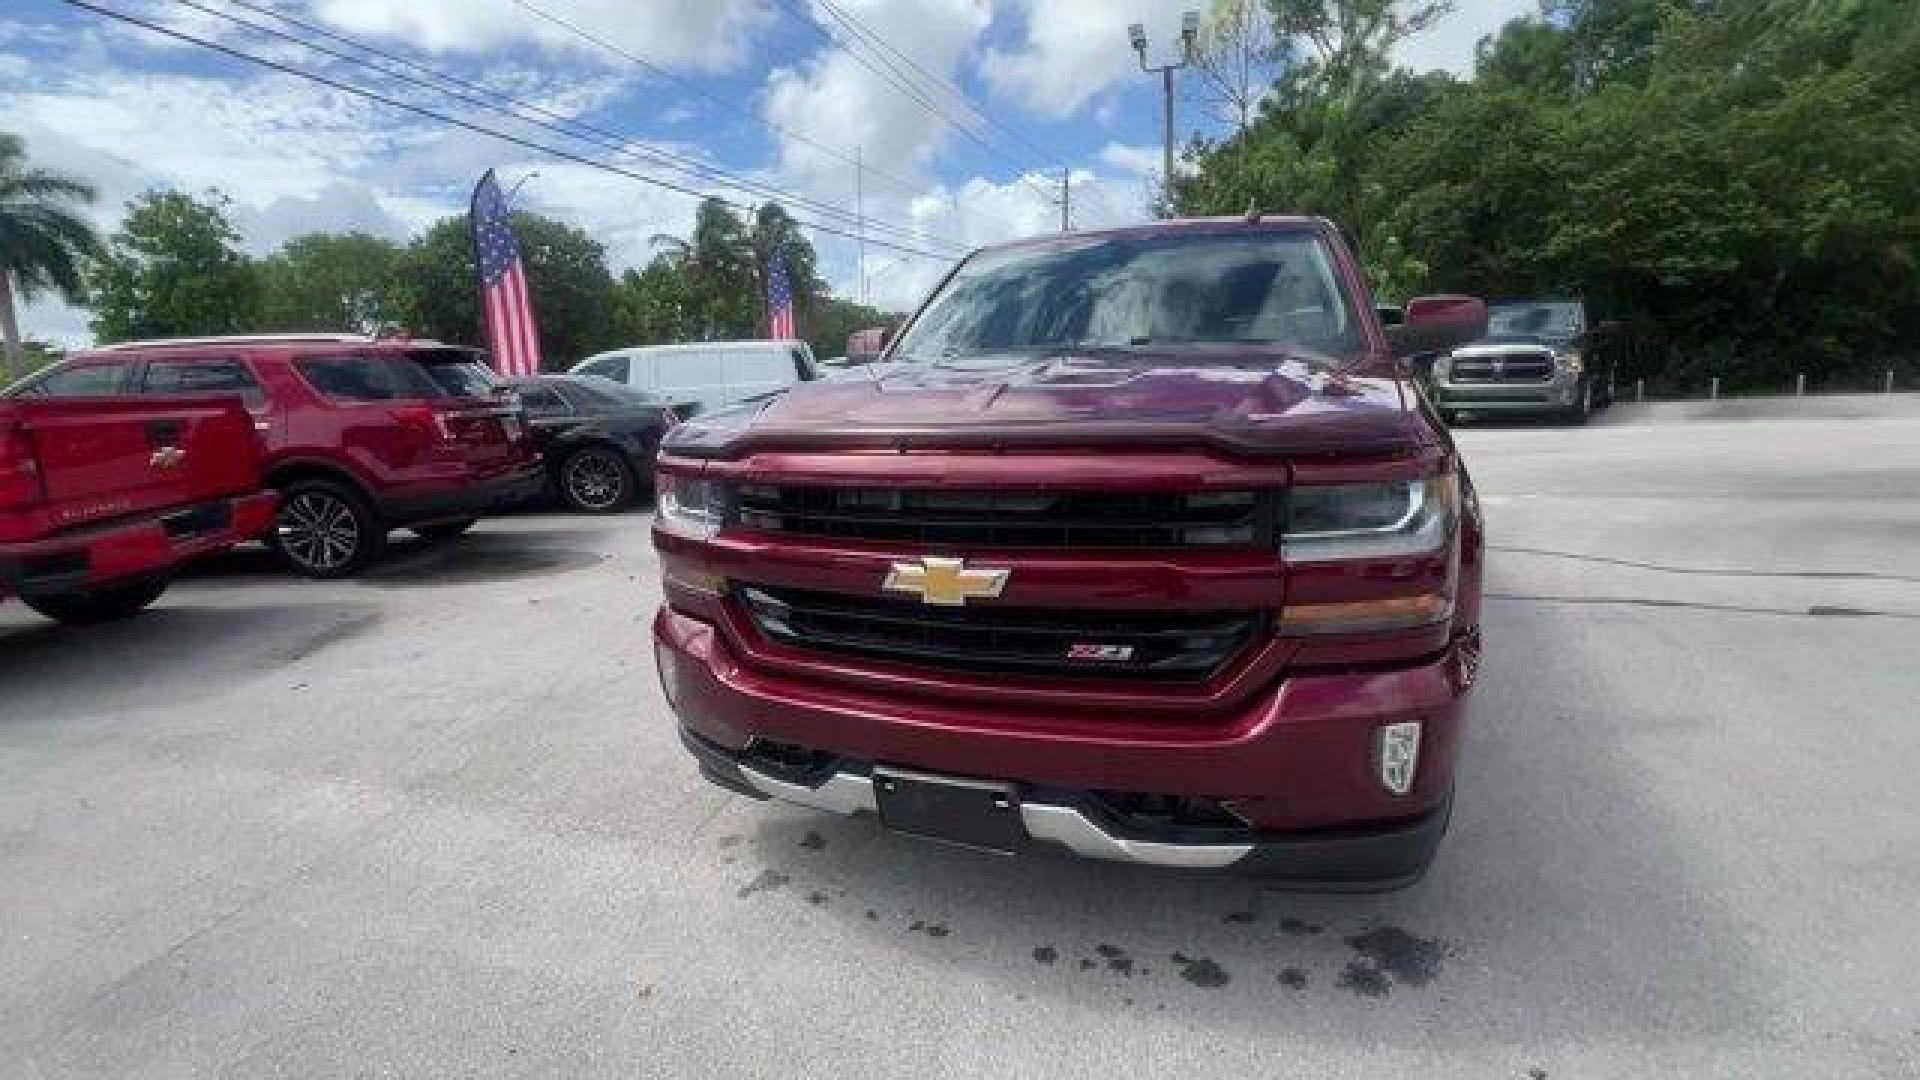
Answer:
[873,767,1024,854]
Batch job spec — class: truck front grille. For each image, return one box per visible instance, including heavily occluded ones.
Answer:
[737,584,1262,681]
[1448,353,1555,383]
[732,484,1272,549]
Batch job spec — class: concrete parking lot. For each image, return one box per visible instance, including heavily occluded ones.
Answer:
[4,397,1917,1079]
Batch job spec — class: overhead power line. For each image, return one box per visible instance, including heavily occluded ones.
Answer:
[182,0,961,254]
[58,0,960,261]
[813,0,1064,171]
[776,0,1062,209]
[503,0,932,204]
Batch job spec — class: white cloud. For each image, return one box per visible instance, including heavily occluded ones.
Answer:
[0,51,710,345]
[307,0,773,68]
[817,164,1146,313]
[762,0,990,192]
[1393,0,1538,76]
[1098,140,1160,178]
[980,0,1194,118]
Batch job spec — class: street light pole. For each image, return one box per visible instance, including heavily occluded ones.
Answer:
[504,171,540,209]
[1129,11,1200,205]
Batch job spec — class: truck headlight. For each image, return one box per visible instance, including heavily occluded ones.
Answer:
[1556,348,1584,375]
[1282,474,1457,563]
[1279,474,1460,635]
[656,471,727,539]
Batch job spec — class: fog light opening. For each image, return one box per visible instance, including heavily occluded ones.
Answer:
[1376,721,1422,796]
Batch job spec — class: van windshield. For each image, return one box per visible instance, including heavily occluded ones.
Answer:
[890,229,1362,364]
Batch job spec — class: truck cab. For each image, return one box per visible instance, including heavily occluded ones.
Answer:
[648,217,1487,889]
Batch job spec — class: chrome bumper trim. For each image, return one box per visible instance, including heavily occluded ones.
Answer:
[733,762,1253,869]
[738,761,876,816]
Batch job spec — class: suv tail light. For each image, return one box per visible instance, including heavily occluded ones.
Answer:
[392,404,452,441]
[0,422,44,510]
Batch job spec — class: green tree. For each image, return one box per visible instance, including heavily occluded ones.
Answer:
[391,211,618,370]
[1178,0,1920,390]
[257,231,404,333]
[87,189,258,344]
[749,202,824,338]
[805,295,898,363]
[612,255,697,346]
[0,132,100,381]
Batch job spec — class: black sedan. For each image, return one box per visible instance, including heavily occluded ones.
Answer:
[502,375,680,512]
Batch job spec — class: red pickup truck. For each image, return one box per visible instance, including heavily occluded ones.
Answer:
[653,217,1488,889]
[0,395,277,623]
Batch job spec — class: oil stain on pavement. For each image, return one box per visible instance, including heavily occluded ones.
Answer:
[1337,925,1448,997]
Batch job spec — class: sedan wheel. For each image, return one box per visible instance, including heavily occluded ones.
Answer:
[560,448,634,513]
[273,483,384,578]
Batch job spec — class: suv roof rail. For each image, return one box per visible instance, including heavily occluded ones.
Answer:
[89,333,378,352]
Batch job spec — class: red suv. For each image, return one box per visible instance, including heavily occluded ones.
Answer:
[652,218,1488,889]
[43,335,543,577]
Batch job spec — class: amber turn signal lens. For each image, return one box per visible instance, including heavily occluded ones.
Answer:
[1278,592,1452,635]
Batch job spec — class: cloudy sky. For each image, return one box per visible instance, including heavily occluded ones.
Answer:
[2,0,1532,345]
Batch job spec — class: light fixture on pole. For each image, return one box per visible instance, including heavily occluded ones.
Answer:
[1128,12,1200,204]
[504,171,540,209]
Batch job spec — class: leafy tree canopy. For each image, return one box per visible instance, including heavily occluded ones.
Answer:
[1176,0,1920,391]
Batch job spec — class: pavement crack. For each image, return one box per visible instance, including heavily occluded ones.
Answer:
[1488,545,1919,583]
[1487,593,1914,620]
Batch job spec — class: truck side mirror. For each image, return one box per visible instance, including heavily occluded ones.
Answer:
[1386,294,1488,359]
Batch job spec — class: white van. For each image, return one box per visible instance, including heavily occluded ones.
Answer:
[569,340,817,417]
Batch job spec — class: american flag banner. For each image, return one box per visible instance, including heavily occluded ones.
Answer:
[469,169,543,376]
[766,251,796,340]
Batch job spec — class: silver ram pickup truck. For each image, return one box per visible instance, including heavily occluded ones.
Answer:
[1429,299,1619,424]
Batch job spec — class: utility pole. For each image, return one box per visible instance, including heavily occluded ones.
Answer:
[1060,167,1071,231]
[1129,12,1200,206]
[855,145,868,306]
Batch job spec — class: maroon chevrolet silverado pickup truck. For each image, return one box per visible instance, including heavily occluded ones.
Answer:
[0,395,277,624]
[651,217,1488,889]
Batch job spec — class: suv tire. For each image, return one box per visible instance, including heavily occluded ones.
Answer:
[271,479,386,578]
[558,446,635,513]
[22,577,169,625]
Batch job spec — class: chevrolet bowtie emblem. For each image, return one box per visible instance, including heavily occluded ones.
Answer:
[149,446,186,470]
[883,556,1010,607]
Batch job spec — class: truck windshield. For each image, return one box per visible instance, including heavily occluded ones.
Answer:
[891,230,1361,363]
[1487,302,1583,339]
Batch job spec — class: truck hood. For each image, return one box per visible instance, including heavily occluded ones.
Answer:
[663,346,1428,459]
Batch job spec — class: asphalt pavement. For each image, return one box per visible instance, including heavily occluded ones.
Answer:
[3,396,1917,1079]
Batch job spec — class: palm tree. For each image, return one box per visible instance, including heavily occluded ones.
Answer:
[0,132,100,381]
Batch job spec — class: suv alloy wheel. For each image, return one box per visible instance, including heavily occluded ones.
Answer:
[271,480,386,578]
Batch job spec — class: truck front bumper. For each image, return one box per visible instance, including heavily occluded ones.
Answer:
[654,605,1474,890]
[1434,369,1582,413]
[0,490,279,598]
